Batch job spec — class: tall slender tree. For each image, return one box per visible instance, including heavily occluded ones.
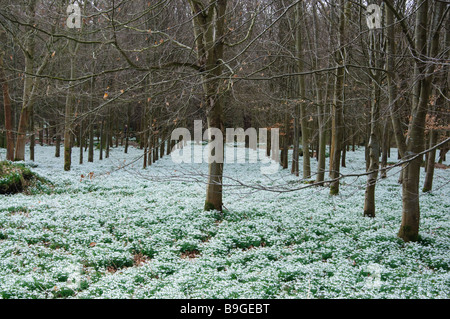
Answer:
[188,0,228,212]
[398,0,446,242]
[0,29,14,161]
[363,10,383,217]
[330,0,349,195]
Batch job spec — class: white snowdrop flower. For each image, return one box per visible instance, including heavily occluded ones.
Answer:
[364,263,382,289]
[66,263,82,290]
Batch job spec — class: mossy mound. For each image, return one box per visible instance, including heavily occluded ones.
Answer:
[0,161,51,195]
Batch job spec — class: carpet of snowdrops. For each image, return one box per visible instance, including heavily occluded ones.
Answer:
[0,142,449,299]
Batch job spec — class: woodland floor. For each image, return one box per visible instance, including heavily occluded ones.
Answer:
[0,143,449,299]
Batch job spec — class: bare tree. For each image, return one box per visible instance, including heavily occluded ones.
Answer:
[0,29,14,160]
[398,0,447,242]
[329,0,349,195]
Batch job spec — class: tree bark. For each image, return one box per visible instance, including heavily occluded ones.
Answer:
[15,35,35,161]
[380,120,389,178]
[363,11,384,217]
[14,1,48,161]
[0,32,14,161]
[105,107,110,159]
[64,53,75,171]
[188,0,227,212]
[281,112,289,170]
[312,4,328,186]
[295,2,310,179]
[88,120,94,162]
[55,124,61,158]
[79,118,83,165]
[99,119,104,161]
[39,123,44,146]
[423,130,438,192]
[125,105,130,154]
[398,0,444,242]
[29,103,35,161]
[385,2,406,160]
[330,0,348,195]
[364,69,381,217]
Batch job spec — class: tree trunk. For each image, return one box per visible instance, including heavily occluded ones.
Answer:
[99,119,104,161]
[188,0,227,212]
[39,123,44,146]
[88,120,94,162]
[79,119,83,165]
[105,108,110,159]
[63,96,73,171]
[29,104,35,161]
[364,109,370,172]
[364,69,381,217]
[422,130,438,192]
[15,45,35,161]
[46,124,51,145]
[380,120,389,179]
[329,0,348,195]
[312,4,327,186]
[243,112,252,149]
[291,116,300,176]
[14,1,39,161]
[385,3,407,185]
[115,116,119,148]
[341,140,346,168]
[64,56,75,171]
[14,2,50,162]
[160,131,165,159]
[55,125,61,158]
[295,3,310,179]
[204,98,224,212]
[281,112,289,170]
[0,36,14,161]
[143,101,148,168]
[316,100,327,185]
[398,0,444,242]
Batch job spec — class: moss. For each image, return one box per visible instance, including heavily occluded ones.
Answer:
[204,201,216,211]
[398,225,419,242]
[0,161,52,195]
[329,185,339,195]
[52,287,76,298]
[422,186,431,193]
